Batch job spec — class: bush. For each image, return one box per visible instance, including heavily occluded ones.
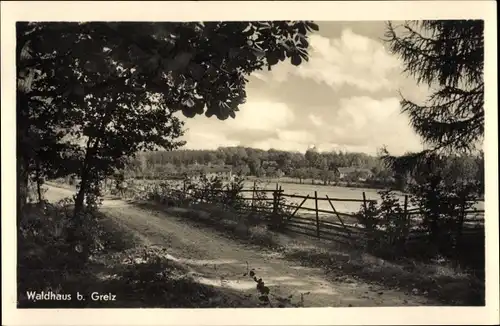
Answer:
[189,174,224,204]
[221,174,246,210]
[139,176,294,234]
[377,190,410,246]
[18,200,105,303]
[251,181,274,211]
[248,225,275,247]
[408,174,480,252]
[248,181,293,231]
[354,189,410,249]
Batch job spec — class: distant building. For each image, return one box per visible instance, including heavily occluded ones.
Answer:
[335,167,373,181]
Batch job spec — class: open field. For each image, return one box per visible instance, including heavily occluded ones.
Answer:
[128,178,485,214]
[244,180,399,213]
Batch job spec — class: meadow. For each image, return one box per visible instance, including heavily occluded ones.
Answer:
[243,180,398,213]
[129,177,485,216]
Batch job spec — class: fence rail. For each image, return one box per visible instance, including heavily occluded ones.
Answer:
[142,179,485,245]
[281,193,376,203]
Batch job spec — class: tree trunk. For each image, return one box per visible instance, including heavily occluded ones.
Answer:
[73,177,87,215]
[73,137,96,217]
[36,179,42,202]
[17,154,29,215]
[68,138,97,265]
[35,162,43,202]
[429,214,441,248]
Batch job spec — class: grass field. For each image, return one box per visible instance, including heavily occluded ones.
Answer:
[128,178,392,213]
[243,180,396,213]
[128,177,484,214]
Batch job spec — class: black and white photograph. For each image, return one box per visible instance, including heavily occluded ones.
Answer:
[2,1,498,325]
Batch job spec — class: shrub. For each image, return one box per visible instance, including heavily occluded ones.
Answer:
[119,246,185,287]
[354,189,410,249]
[248,225,275,247]
[248,181,293,231]
[245,181,270,211]
[18,200,105,304]
[377,190,410,246]
[221,174,246,210]
[356,200,380,231]
[190,174,224,203]
[408,174,480,252]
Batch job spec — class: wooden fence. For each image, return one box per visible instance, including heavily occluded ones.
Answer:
[175,180,485,244]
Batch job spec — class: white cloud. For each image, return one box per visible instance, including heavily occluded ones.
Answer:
[178,99,296,149]
[177,24,426,156]
[250,139,309,153]
[225,100,294,131]
[250,130,316,152]
[182,130,240,150]
[179,97,423,155]
[277,130,316,144]
[259,28,401,93]
[308,114,323,126]
[315,96,423,155]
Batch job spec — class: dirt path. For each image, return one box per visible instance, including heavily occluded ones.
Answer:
[44,185,436,307]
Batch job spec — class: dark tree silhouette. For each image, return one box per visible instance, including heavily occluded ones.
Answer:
[383,20,484,170]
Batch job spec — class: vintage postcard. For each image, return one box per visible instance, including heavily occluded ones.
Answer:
[1,1,498,325]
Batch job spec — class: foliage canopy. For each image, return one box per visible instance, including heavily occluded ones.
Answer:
[17,21,319,213]
[383,20,484,172]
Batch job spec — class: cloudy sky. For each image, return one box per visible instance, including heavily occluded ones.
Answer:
[177,21,430,156]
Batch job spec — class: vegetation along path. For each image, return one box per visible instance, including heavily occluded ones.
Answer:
[46,185,437,307]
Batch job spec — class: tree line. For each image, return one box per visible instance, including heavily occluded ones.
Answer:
[125,146,384,176]
[122,146,484,192]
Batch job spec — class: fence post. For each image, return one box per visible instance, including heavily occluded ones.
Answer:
[270,188,278,228]
[278,185,283,225]
[274,183,278,212]
[251,181,256,210]
[456,198,467,249]
[403,195,409,239]
[315,191,320,238]
[182,179,187,203]
[362,192,368,218]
